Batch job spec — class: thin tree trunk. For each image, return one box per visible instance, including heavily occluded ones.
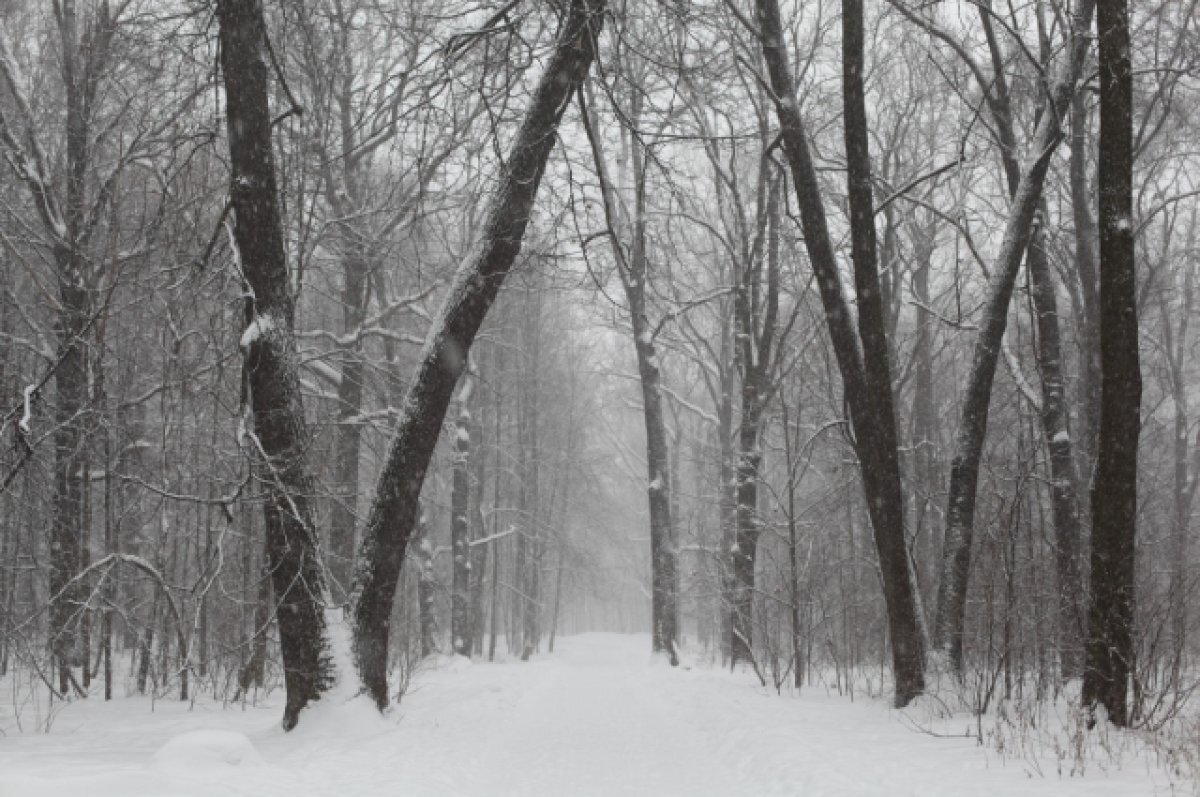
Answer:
[328,249,369,600]
[451,374,475,657]
[414,509,438,658]
[1083,0,1140,727]
[350,0,604,709]
[580,84,678,664]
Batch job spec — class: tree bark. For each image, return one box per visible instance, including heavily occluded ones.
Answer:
[217,0,335,731]
[350,0,605,709]
[1083,0,1141,727]
[580,83,678,664]
[931,0,1095,671]
[451,374,475,657]
[328,247,369,600]
[756,0,926,705]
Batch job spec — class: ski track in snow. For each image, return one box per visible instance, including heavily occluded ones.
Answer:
[0,633,1183,796]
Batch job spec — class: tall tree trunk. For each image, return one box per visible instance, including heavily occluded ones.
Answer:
[451,373,475,657]
[754,0,922,703]
[1083,0,1140,727]
[469,374,489,656]
[217,0,334,731]
[328,247,369,600]
[755,0,927,704]
[580,85,678,664]
[414,509,438,658]
[1028,230,1087,678]
[717,327,736,663]
[729,173,781,669]
[931,0,1095,671]
[50,257,89,690]
[350,0,604,709]
[910,223,939,597]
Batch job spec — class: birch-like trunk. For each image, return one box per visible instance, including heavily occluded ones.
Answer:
[451,375,475,657]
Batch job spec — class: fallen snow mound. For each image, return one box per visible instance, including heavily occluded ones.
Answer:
[152,729,264,772]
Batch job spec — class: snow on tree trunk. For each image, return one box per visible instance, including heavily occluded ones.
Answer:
[1028,229,1087,679]
[350,0,605,710]
[451,371,476,658]
[217,0,335,731]
[1083,0,1141,728]
[932,0,1095,672]
[414,509,438,659]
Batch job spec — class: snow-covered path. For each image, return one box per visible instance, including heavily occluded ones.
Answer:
[0,634,1180,796]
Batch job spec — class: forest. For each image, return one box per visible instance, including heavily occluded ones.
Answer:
[0,0,1194,793]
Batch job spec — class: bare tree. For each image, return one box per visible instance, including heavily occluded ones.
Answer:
[351,0,606,709]
[216,0,334,730]
[1083,0,1141,727]
[753,0,926,705]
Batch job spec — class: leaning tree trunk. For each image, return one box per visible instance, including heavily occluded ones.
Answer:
[756,0,926,705]
[1083,0,1141,728]
[350,0,605,709]
[932,0,1095,671]
[414,509,438,658]
[217,0,335,731]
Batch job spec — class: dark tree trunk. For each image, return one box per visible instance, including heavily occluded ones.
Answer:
[521,288,542,661]
[469,383,488,656]
[755,0,926,704]
[1083,0,1141,727]
[50,263,89,689]
[217,0,334,731]
[350,0,604,709]
[910,224,940,597]
[717,327,736,663]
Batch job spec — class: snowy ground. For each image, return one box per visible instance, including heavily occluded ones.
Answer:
[0,633,1187,796]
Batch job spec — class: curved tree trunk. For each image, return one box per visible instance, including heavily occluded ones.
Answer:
[350,0,605,709]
